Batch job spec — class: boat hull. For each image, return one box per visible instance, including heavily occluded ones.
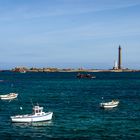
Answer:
[11,112,53,123]
[100,104,118,108]
[0,94,18,100]
[0,96,18,100]
[100,101,119,109]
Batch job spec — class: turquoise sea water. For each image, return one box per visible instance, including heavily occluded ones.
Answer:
[0,72,140,140]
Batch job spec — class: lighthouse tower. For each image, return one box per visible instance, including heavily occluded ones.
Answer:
[118,45,122,69]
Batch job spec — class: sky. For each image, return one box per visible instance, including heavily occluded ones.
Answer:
[0,0,140,69]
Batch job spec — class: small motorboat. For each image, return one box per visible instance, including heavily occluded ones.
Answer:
[0,93,18,100]
[11,105,53,123]
[77,73,96,79]
[20,70,26,73]
[100,100,119,109]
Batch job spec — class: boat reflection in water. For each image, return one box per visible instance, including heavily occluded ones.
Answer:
[31,121,53,127]
[12,121,53,128]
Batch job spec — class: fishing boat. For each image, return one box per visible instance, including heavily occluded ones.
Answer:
[11,105,53,123]
[0,93,18,100]
[100,100,119,109]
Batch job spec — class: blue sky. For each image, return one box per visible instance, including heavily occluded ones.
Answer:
[0,0,140,69]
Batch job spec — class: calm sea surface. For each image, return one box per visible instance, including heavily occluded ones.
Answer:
[0,72,140,140]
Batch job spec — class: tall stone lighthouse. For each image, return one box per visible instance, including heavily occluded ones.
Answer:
[118,45,122,69]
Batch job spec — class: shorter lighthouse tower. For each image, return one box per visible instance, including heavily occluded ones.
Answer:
[113,60,118,70]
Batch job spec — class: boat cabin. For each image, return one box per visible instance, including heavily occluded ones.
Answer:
[33,106,44,115]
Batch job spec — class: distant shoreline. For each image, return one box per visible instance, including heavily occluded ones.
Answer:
[1,70,140,73]
[6,67,140,73]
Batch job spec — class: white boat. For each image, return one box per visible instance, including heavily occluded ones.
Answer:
[0,93,18,100]
[100,100,119,109]
[20,70,26,73]
[11,105,53,123]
